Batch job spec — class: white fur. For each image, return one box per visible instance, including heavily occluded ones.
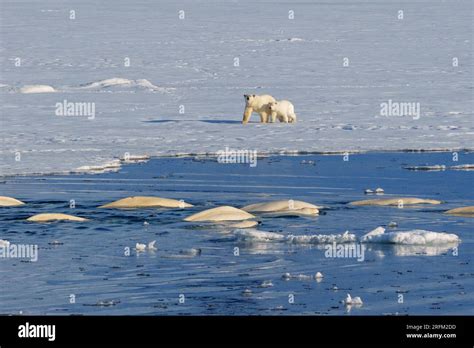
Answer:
[268,100,297,123]
[242,94,275,124]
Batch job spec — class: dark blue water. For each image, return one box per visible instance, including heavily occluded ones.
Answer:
[0,152,473,315]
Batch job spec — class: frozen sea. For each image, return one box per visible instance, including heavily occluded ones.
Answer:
[0,0,473,176]
[0,153,473,315]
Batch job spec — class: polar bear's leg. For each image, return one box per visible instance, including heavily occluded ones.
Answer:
[242,107,253,124]
[278,114,288,123]
[288,104,296,123]
[259,111,268,123]
[270,112,277,123]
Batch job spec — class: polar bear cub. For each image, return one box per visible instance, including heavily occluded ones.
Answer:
[268,100,297,123]
[242,94,276,124]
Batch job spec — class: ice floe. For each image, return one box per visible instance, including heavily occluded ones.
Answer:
[234,229,357,244]
[74,155,151,175]
[360,227,460,245]
[120,154,150,164]
[390,244,458,257]
[136,240,156,252]
[234,226,460,246]
[260,280,274,288]
[286,231,356,244]
[75,160,122,174]
[282,272,323,281]
[135,243,146,252]
[343,293,363,305]
[234,229,286,242]
[282,272,312,280]
[364,188,384,195]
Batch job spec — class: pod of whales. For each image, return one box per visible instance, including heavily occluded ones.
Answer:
[27,213,89,222]
[184,206,255,222]
[350,197,441,206]
[445,206,474,217]
[3,191,470,232]
[0,196,25,207]
[99,196,193,209]
[241,200,321,215]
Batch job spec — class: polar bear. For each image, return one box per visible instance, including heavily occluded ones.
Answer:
[242,94,275,124]
[268,100,297,123]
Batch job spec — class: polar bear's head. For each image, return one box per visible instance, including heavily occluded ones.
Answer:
[268,101,278,111]
[244,94,256,107]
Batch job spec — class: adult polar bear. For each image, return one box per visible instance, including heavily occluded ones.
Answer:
[242,94,275,124]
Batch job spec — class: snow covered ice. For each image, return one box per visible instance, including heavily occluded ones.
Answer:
[234,229,358,244]
[235,227,460,246]
[1,0,472,176]
[360,227,460,245]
